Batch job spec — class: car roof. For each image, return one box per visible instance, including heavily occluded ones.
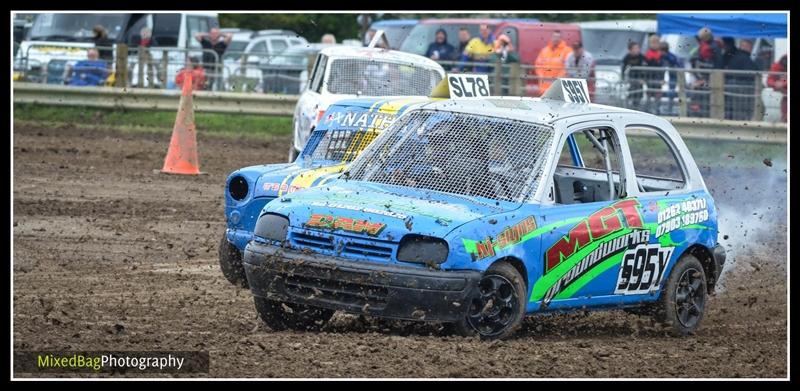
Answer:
[577,19,657,32]
[413,96,639,125]
[318,46,444,70]
[417,18,548,26]
[418,18,505,25]
[284,43,338,53]
[371,19,419,27]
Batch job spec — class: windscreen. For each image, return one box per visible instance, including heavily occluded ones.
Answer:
[223,41,248,60]
[345,110,555,202]
[30,13,128,41]
[372,25,416,49]
[399,23,488,55]
[325,58,442,96]
[581,29,648,65]
[303,106,399,163]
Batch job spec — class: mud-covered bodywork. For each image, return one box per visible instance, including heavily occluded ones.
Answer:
[244,95,725,328]
[224,97,429,253]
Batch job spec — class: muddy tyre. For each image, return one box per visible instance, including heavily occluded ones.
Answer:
[449,262,527,340]
[254,297,334,332]
[654,254,708,336]
[219,235,248,288]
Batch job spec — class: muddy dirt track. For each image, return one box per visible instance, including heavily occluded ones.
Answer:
[13,122,787,378]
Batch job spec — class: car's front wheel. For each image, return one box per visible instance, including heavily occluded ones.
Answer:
[449,262,527,340]
[253,297,334,332]
[218,234,248,288]
[654,254,708,336]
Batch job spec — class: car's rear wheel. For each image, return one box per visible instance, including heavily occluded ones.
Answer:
[653,254,708,336]
[449,262,527,340]
[218,234,248,288]
[253,297,334,332]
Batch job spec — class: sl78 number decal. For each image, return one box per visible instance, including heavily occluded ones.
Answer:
[448,74,490,98]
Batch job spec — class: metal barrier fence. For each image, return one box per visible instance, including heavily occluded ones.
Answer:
[12,82,786,144]
[621,66,786,122]
[14,43,317,94]
[435,59,786,122]
[13,43,787,122]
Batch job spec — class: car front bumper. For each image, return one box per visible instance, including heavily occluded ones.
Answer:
[243,242,481,322]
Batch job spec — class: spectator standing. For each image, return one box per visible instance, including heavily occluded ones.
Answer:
[564,41,595,98]
[457,28,471,55]
[767,54,787,122]
[533,30,573,94]
[488,34,519,95]
[425,29,457,63]
[643,34,665,114]
[175,56,207,91]
[723,39,760,120]
[621,41,646,110]
[67,49,110,86]
[660,41,682,115]
[688,27,723,117]
[755,41,774,71]
[92,25,114,64]
[195,28,232,90]
[459,24,494,73]
[321,34,336,44]
[137,27,155,88]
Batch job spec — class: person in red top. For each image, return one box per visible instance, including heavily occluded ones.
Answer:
[643,34,664,114]
[767,54,787,122]
[175,56,206,91]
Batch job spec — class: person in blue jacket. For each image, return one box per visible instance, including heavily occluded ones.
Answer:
[425,29,457,66]
[68,49,110,86]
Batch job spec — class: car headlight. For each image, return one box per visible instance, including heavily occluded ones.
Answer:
[228,175,248,201]
[396,235,449,265]
[254,213,290,242]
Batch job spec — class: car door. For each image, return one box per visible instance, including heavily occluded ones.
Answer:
[614,125,710,300]
[531,121,642,309]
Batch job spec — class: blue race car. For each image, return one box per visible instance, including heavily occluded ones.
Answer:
[242,79,726,339]
[220,97,431,287]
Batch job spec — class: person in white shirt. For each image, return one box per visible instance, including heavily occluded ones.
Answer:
[564,41,594,79]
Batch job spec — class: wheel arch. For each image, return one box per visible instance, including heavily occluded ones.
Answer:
[492,256,528,290]
[679,244,717,293]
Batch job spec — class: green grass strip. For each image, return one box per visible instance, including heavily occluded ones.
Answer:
[13,104,292,137]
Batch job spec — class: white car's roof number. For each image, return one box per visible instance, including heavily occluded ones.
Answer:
[543,78,591,104]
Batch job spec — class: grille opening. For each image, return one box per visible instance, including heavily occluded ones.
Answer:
[284,274,389,309]
[291,232,335,250]
[343,242,393,258]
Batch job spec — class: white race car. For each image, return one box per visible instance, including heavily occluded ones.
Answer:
[290,46,445,161]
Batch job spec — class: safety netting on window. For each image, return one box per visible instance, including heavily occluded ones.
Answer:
[324,57,442,96]
[345,110,555,202]
[306,128,381,163]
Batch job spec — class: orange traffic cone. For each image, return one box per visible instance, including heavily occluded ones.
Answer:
[160,73,202,175]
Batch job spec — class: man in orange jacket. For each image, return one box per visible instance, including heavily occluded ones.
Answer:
[533,30,573,95]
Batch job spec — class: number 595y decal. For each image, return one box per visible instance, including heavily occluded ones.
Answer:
[614,243,674,295]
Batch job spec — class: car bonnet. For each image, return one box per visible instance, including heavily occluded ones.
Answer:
[266,180,520,241]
